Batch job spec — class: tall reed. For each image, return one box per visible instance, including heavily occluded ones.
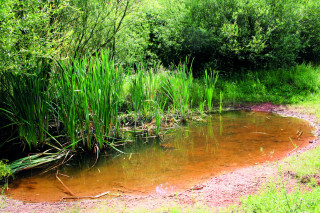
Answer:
[161,63,193,119]
[1,62,50,149]
[53,51,125,150]
[204,69,219,111]
[1,52,225,156]
[153,98,167,135]
[142,64,159,117]
[130,62,146,124]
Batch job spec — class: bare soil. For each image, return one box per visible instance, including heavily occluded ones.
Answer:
[1,103,319,213]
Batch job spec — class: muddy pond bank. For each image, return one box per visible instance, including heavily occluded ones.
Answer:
[1,103,319,213]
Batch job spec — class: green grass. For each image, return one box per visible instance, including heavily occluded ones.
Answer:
[217,64,320,105]
[282,147,320,179]
[226,184,320,212]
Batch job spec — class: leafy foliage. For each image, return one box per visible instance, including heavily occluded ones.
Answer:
[0,0,66,72]
[1,0,319,74]
[179,0,311,73]
[115,0,186,66]
[0,0,133,73]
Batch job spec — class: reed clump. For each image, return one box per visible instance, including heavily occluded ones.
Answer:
[53,53,125,150]
[0,52,221,161]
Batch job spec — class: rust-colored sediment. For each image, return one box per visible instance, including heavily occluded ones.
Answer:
[6,110,315,203]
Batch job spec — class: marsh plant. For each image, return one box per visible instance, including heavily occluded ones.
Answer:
[53,52,125,150]
[204,69,219,111]
[1,62,50,149]
[162,63,193,119]
[130,63,146,125]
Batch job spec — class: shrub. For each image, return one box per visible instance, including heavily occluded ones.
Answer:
[179,0,307,74]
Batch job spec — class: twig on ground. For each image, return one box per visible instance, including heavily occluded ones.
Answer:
[61,191,110,200]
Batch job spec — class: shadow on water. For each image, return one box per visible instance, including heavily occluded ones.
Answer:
[6,111,315,202]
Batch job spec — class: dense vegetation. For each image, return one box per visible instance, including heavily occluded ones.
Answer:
[1,0,320,73]
[1,0,320,197]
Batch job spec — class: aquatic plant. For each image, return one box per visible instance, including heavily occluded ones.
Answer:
[142,63,160,117]
[204,69,219,111]
[1,61,50,149]
[53,51,125,150]
[154,99,167,135]
[161,62,193,119]
[130,62,146,126]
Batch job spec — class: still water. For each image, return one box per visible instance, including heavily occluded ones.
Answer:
[7,111,315,202]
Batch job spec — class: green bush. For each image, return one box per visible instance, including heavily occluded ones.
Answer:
[2,0,319,74]
[299,1,320,63]
[0,0,133,73]
[180,0,308,74]
[115,0,186,67]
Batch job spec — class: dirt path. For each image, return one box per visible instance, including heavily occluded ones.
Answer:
[1,103,319,213]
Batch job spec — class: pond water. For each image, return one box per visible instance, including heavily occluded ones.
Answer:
[7,111,315,202]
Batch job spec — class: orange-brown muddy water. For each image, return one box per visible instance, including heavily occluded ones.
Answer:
[7,111,315,202]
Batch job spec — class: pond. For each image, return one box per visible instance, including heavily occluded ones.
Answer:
[7,111,315,202]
